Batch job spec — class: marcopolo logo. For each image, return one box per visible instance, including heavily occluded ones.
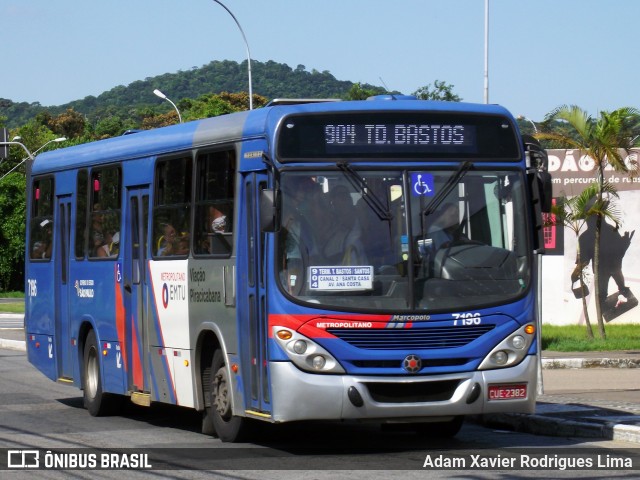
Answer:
[403,354,422,374]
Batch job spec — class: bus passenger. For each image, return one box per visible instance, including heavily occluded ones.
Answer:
[200,205,231,254]
[208,205,228,234]
[174,233,190,255]
[92,231,108,257]
[32,241,47,259]
[157,223,178,256]
[97,230,119,257]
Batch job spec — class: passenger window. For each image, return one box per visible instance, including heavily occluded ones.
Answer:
[75,169,88,259]
[194,149,235,256]
[153,156,192,257]
[89,167,121,259]
[29,177,54,261]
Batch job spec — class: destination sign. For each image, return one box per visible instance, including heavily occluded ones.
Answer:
[277,112,520,160]
[309,266,373,291]
[324,124,474,148]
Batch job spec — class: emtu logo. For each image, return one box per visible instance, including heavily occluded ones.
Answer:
[162,283,169,309]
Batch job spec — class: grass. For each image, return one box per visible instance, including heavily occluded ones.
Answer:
[542,324,640,352]
[0,302,25,314]
[0,291,25,299]
[0,292,24,314]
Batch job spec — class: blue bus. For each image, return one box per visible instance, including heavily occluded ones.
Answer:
[25,97,551,441]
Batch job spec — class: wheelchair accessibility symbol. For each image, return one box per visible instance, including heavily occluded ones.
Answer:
[411,173,434,196]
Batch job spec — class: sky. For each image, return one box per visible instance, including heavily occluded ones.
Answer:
[2,0,640,122]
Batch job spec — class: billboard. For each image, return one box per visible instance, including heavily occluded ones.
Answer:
[541,149,639,325]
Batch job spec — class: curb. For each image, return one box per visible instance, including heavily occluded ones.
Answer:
[542,358,640,369]
[481,412,640,444]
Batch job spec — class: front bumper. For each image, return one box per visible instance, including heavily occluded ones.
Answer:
[268,354,537,423]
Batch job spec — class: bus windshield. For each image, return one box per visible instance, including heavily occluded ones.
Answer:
[277,168,531,312]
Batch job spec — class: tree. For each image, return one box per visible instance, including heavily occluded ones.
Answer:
[346,83,379,101]
[551,182,620,339]
[47,108,87,139]
[537,105,639,338]
[0,172,26,290]
[413,80,462,102]
[141,111,181,130]
[182,94,236,121]
[94,116,128,139]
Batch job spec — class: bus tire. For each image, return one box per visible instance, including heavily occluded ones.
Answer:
[83,330,122,416]
[207,349,247,442]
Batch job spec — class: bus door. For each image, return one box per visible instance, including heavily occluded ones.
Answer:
[123,187,150,397]
[241,172,271,414]
[54,195,73,380]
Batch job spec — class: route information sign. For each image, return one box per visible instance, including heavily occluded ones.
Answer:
[309,266,373,291]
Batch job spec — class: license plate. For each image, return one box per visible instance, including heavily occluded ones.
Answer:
[488,384,527,400]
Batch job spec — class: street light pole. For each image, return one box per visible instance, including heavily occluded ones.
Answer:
[0,140,33,162]
[32,137,68,156]
[0,137,66,182]
[517,115,538,133]
[153,89,183,123]
[484,0,489,104]
[211,0,253,110]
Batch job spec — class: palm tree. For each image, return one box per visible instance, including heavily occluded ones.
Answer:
[551,183,621,339]
[536,105,639,339]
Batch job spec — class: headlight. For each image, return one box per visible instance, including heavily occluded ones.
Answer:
[311,355,326,370]
[273,327,345,374]
[511,335,526,350]
[293,340,308,354]
[478,323,536,370]
[492,351,509,365]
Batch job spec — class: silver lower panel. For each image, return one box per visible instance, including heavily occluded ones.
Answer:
[267,355,537,423]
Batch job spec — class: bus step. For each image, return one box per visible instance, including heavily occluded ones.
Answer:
[130,392,151,407]
[245,410,273,421]
[57,377,74,384]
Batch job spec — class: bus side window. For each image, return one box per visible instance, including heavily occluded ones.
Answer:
[89,166,121,259]
[194,149,235,256]
[75,170,89,259]
[29,177,55,261]
[152,155,192,258]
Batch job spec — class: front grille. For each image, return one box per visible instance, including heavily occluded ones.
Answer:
[351,358,469,369]
[327,324,495,350]
[364,379,461,403]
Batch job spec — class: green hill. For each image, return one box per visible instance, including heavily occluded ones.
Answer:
[1,60,386,128]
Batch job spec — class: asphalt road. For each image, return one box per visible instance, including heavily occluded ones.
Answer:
[1,345,639,478]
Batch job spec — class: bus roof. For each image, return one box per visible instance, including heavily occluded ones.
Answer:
[32,99,516,174]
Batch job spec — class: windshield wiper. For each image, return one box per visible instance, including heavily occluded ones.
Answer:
[422,161,473,217]
[337,161,393,221]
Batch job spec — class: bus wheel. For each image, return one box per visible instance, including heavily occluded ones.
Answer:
[83,330,122,416]
[414,416,464,437]
[207,350,247,442]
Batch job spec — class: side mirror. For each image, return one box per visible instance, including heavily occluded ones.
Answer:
[537,171,552,213]
[528,170,553,253]
[259,188,278,232]
[523,135,553,213]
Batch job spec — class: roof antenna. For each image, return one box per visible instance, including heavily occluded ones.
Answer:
[379,77,397,100]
